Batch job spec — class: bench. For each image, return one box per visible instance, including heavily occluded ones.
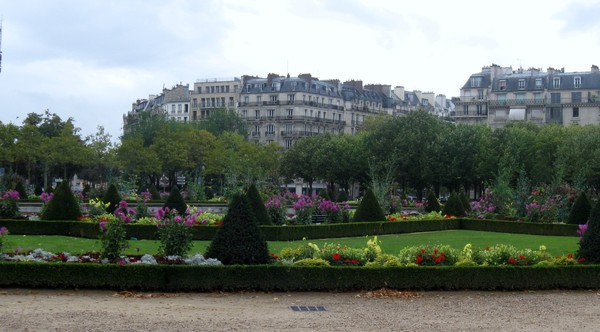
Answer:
[311,214,326,223]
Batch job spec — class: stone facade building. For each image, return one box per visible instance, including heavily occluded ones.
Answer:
[453,64,600,127]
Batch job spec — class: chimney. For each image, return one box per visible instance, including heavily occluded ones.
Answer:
[592,65,599,73]
[393,86,405,101]
[298,73,313,82]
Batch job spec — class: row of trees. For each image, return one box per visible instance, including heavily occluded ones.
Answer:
[2,109,600,200]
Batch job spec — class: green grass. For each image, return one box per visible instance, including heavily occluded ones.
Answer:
[3,230,578,257]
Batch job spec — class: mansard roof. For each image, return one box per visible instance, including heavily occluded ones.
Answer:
[243,76,341,97]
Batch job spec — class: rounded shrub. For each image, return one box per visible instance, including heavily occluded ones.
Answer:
[424,191,442,213]
[41,181,82,220]
[460,192,471,212]
[246,183,272,225]
[318,189,331,201]
[577,199,600,264]
[568,192,591,225]
[103,184,122,214]
[205,193,270,265]
[164,186,187,215]
[353,188,386,222]
[442,192,466,217]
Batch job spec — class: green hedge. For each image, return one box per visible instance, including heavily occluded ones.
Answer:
[0,263,599,291]
[0,218,577,240]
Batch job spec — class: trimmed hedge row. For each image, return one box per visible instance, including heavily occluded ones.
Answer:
[0,218,578,241]
[0,263,599,291]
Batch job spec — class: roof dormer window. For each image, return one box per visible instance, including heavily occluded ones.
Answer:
[574,76,581,88]
[499,80,506,91]
[553,77,561,89]
[518,79,525,90]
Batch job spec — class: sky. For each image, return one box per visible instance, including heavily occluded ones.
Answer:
[1,0,600,141]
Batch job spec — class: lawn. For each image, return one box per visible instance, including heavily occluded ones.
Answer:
[2,230,579,257]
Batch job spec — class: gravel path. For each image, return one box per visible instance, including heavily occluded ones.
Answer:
[1,288,599,331]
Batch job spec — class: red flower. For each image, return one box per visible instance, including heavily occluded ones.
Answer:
[434,249,439,253]
[434,258,442,264]
[416,256,424,264]
[430,254,436,258]
[507,258,517,264]
[344,259,350,263]
[421,248,426,253]
[351,259,358,264]
[485,246,490,250]
[519,255,525,260]
[440,256,446,261]
[578,257,586,263]
[332,253,341,261]
[567,253,573,259]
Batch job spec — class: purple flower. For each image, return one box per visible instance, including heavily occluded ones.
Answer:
[578,223,588,242]
[174,215,183,223]
[0,226,8,236]
[2,190,20,200]
[99,221,107,230]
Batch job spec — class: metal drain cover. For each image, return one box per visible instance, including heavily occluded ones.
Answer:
[289,306,326,312]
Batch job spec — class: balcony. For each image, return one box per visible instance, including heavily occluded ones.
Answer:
[238,100,344,110]
[245,115,346,126]
[451,111,488,118]
[280,130,318,138]
[488,99,546,107]
[251,132,260,137]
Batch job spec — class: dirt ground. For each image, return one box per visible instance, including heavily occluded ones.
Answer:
[1,288,599,331]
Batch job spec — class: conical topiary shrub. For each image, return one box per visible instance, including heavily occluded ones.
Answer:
[424,191,442,213]
[568,192,592,225]
[577,198,600,263]
[353,188,386,222]
[337,190,349,203]
[34,183,43,196]
[103,184,122,214]
[164,185,187,215]
[205,193,270,265]
[460,192,471,212]
[318,189,331,201]
[41,181,82,220]
[442,192,467,217]
[14,181,27,199]
[246,183,272,225]
[149,184,161,200]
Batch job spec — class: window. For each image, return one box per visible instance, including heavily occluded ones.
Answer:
[243,96,249,104]
[572,92,582,103]
[287,109,293,118]
[553,77,561,89]
[229,97,234,106]
[497,94,506,105]
[476,104,484,115]
[478,90,484,99]
[226,85,230,93]
[267,109,274,118]
[535,78,543,89]
[197,87,202,93]
[574,77,581,88]
[171,104,176,113]
[534,93,542,102]
[499,80,506,91]
[256,96,262,104]
[288,94,295,104]
[471,76,482,87]
[201,98,206,107]
[205,87,210,93]
[518,79,525,90]
[270,95,278,103]
[241,110,247,118]
[516,93,526,102]
[463,105,468,115]
[255,110,260,119]
[210,86,215,93]
[573,107,579,117]
[192,98,197,108]
[551,93,561,104]
[285,140,293,150]
[266,124,274,134]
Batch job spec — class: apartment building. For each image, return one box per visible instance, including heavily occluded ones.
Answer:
[162,83,191,122]
[453,64,600,127]
[237,73,345,149]
[190,78,241,120]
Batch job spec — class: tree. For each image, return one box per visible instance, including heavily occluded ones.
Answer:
[442,192,467,217]
[353,188,386,222]
[424,191,442,213]
[205,193,270,265]
[280,135,326,195]
[197,109,248,136]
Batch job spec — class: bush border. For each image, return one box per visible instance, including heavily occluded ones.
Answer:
[0,263,598,291]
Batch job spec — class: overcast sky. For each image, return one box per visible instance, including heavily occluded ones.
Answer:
[1,0,600,141]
